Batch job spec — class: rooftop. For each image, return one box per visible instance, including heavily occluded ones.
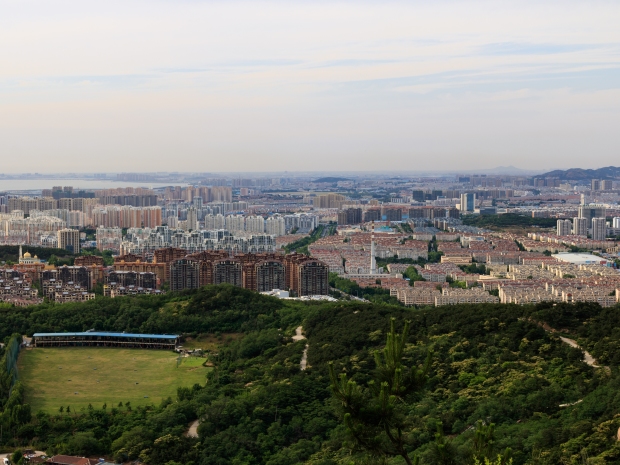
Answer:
[33,331,178,339]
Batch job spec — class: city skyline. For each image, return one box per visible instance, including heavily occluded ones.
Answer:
[2,0,619,172]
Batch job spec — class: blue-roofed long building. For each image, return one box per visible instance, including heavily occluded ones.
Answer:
[32,331,178,350]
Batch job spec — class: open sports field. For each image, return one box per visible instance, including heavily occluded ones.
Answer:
[18,347,209,413]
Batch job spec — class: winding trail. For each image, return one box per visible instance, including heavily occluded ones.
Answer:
[293,326,309,371]
[534,322,609,408]
[186,419,200,438]
[559,336,600,368]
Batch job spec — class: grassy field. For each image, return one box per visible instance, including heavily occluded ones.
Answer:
[18,347,210,413]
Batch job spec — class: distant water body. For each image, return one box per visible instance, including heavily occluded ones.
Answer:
[0,179,188,193]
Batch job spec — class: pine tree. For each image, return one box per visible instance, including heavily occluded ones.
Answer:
[329,318,431,465]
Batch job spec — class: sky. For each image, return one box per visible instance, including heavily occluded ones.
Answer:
[1,0,619,173]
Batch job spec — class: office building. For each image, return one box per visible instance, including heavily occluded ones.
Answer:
[557,219,572,236]
[578,205,606,221]
[460,193,476,213]
[57,228,80,254]
[591,218,607,241]
[614,218,620,229]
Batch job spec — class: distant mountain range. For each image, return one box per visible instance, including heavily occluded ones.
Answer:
[540,166,620,180]
[312,177,351,183]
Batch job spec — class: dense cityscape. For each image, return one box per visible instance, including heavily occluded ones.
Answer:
[1,169,619,310]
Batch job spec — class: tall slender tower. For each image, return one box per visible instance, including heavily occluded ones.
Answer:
[370,221,376,274]
[19,244,23,261]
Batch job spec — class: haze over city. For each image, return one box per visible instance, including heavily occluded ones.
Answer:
[2,0,619,173]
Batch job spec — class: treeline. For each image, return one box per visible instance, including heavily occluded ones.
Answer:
[0,245,74,263]
[0,334,31,443]
[284,225,325,254]
[462,213,558,229]
[0,285,287,339]
[328,273,400,305]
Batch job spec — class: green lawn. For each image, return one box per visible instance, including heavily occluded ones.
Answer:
[18,347,210,413]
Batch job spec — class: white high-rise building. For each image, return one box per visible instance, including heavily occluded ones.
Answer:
[265,216,286,236]
[557,219,572,236]
[573,217,588,236]
[613,217,620,229]
[187,207,198,231]
[225,214,245,232]
[204,214,226,230]
[245,215,265,233]
[591,218,607,241]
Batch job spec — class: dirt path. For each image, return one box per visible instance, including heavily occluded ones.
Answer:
[292,326,305,342]
[186,419,200,438]
[293,326,309,371]
[559,336,600,368]
[532,318,603,369]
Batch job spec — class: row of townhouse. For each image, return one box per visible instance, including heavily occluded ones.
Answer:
[103,283,165,298]
[528,232,609,250]
[391,285,499,306]
[307,249,344,274]
[498,280,620,307]
[518,238,569,253]
[343,250,372,274]
[437,241,464,252]
[418,263,463,282]
[42,279,95,302]
[0,277,38,297]
[391,288,440,306]
[435,288,500,306]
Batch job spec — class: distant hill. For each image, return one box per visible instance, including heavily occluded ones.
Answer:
[312,177,350,183]
[540,166,620,180]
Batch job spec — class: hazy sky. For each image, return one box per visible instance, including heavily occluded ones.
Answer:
[1,0,619,173]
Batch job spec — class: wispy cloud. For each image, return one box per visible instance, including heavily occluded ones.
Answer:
[0,0,619,172]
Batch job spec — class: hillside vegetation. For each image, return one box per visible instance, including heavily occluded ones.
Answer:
[462,214,557,229]
[1,286,620,464]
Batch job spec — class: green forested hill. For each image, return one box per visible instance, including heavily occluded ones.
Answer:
[1,287,620,464]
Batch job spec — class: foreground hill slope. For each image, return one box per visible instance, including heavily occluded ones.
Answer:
[1,286,620,464]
